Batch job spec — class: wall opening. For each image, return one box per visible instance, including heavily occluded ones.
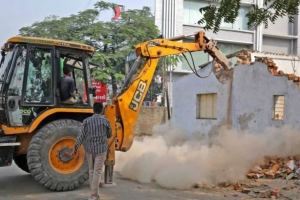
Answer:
[273,95,285,120]
[196,93,217,119]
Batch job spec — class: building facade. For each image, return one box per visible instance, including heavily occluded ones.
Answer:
[155,0,300,70]
[171,59,300,135]
[155,0,300,107]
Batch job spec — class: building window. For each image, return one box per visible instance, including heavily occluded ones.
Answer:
[183,0,250,31]
[273,95,285,120]
[217,43,252,55]
[196,93,217,119]
[184,1,208,25]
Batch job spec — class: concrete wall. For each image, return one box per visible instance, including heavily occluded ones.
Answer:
[232,63,300,132]
[172,62,300,135]
[171,65,232,134]
[262,37,293,54]
[134,107,167,135]
[251,52,300,76]
[263,17,293,36]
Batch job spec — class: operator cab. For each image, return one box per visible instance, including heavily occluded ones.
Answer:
[0,37,95,127]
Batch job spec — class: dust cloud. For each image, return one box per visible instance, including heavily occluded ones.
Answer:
[115,125,300,189]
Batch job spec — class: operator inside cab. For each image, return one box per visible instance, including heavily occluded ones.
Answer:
[60,65,77,104]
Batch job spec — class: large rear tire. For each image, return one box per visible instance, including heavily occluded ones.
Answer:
[27,119,88,191]
[14,154,30,173]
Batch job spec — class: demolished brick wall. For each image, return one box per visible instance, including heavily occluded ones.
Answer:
[235,50,300,86]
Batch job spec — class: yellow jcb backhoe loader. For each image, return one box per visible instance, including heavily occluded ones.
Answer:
[0,32,230,191]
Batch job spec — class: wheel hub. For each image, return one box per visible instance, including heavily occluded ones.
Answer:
[48,137,85,174]
[58,147,73,163]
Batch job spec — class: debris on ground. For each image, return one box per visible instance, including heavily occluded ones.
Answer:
[215,156,300,199]
[243,185,279,198]
[247,156,300,180]
[218,181,282,199]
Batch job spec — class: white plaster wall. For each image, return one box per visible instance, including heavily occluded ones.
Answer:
[264,17,292,36]
[172,65,231,135]
[172,62,300,135]
[232,63,300,132]
[175,0,183,36]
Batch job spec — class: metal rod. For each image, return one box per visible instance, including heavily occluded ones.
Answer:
[0,142,21,147]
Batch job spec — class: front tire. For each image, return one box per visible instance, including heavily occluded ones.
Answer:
[27,119,88,191]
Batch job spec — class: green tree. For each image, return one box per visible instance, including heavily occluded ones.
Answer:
[19,1,159,96]
[198,0,300,32]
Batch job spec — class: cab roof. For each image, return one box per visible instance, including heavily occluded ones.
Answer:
[6,36,95,53]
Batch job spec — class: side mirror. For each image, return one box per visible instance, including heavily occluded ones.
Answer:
[88,87,96,97]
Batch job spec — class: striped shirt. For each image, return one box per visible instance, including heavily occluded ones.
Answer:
[74,114,112,155]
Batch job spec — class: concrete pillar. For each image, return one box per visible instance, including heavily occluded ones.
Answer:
[155,0,163,34]
[162,0,175,38]
[254,0,263,52]
[155,0,184,109]
[155,0,183,38]
[296,5,300,55]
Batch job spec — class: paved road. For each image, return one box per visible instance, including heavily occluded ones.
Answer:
[0,164,244,200]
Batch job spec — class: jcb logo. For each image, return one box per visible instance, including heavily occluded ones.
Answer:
[129,81,147,111]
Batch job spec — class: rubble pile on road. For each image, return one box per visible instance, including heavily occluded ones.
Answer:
[216,156,300,199]
[233,183,281,199]
[247,156,300,180]
[216,180,283,199]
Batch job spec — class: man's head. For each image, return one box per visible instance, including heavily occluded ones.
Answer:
[63,65,72,76]
[93,102,103,114]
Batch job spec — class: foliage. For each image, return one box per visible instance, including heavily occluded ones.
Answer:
[19,1,159,89]
[198,0,300,32]
[160,55,182,71]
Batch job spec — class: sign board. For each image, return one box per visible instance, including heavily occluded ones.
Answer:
[92,80,107,103]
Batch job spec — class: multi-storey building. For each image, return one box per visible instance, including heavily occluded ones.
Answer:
[155,0,300,107]
[155,0,300,72]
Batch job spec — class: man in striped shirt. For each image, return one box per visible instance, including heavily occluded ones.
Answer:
[72,102,112,200]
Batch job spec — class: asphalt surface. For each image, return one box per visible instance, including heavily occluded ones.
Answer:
[3,163,300,200]
[0,163,244,200]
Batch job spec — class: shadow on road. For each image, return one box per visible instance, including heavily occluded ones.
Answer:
[0,173,48,195]
[0,165,92,200]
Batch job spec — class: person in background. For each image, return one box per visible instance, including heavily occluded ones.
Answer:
[69,102,112,200]
[60,65,77,104]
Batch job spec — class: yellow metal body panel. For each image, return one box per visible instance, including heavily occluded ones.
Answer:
[6,36,95,53]
[135,32,206,58]
[104,105,117,164]
[136,39,205,58]
[2,108,93,135]
[114,58,159,151]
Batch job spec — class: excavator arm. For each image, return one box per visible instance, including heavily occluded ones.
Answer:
[103,31,230,183]
[135,32,229,69]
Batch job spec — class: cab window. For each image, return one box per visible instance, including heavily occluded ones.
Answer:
[24,47,53,104]
[8,46,26,96]
[59,53,88,105]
